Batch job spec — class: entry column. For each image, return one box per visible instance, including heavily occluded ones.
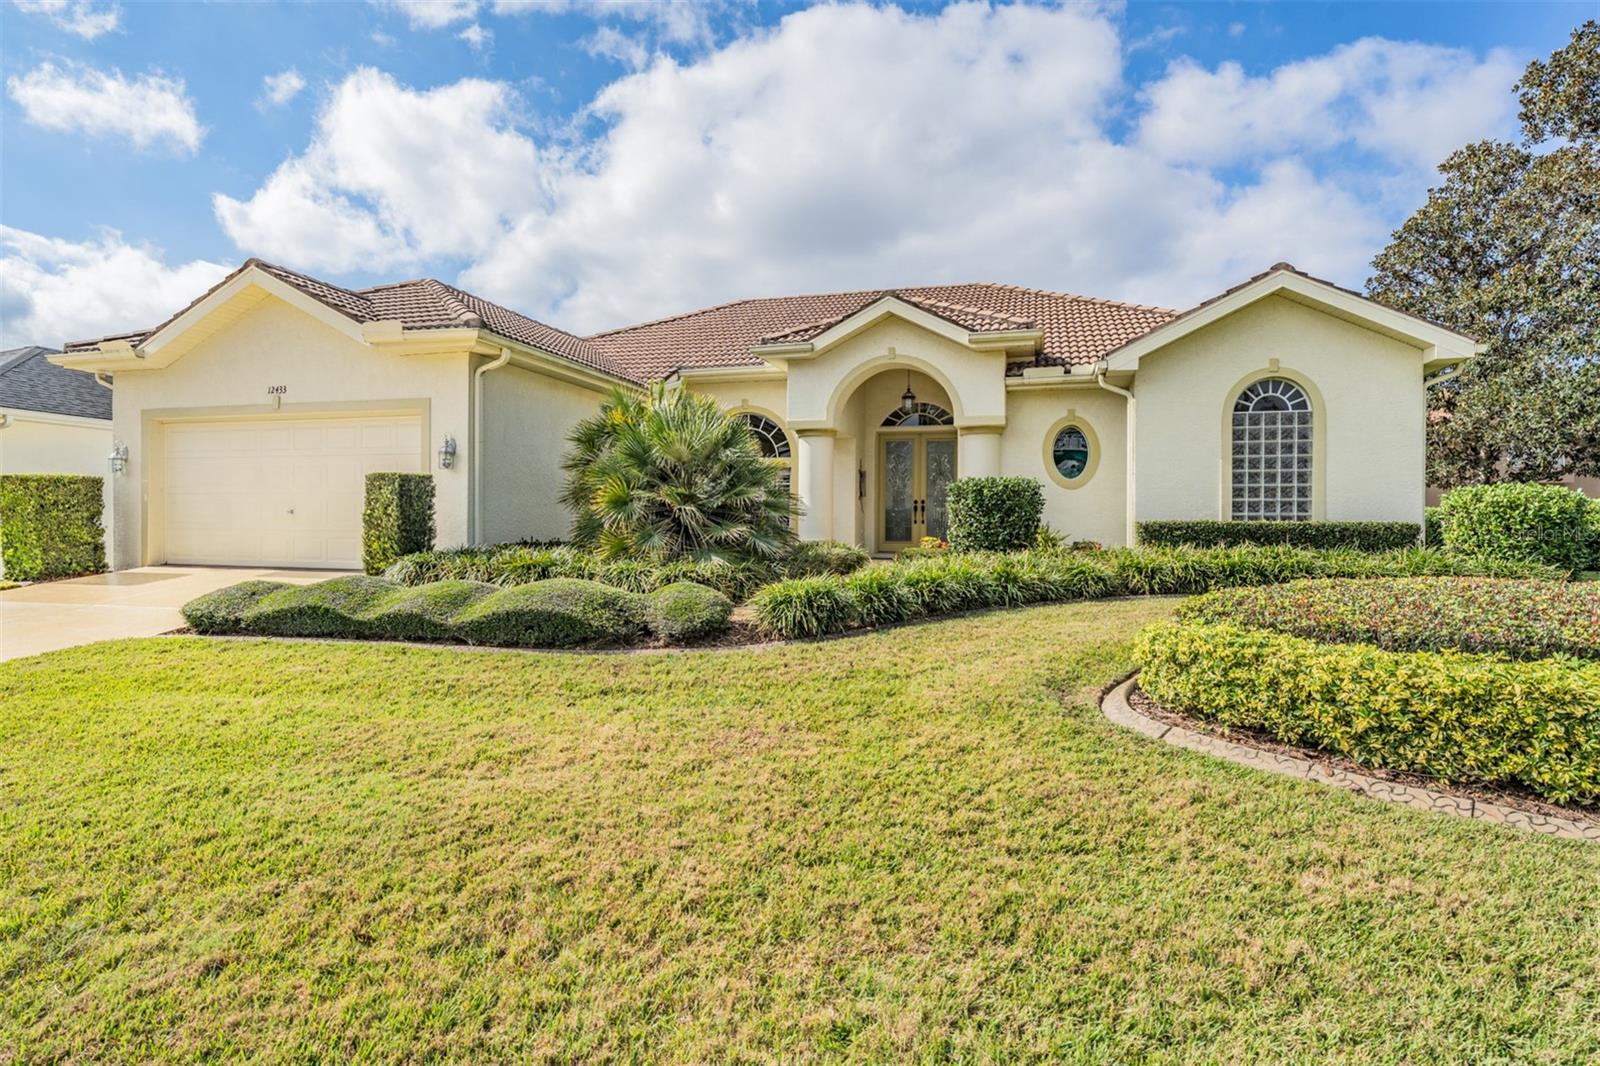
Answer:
[957,425,1003,478]
[795,429,835,542]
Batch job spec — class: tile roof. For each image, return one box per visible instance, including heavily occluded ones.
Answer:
[0,346,112,420]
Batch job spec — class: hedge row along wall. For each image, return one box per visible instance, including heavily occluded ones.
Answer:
[0,475,105,581]
[1137,520,1420,552]
[362,473,435,576]
[1138,619,1600,805]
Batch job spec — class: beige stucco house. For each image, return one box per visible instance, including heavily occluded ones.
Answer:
[52,259,1477,571]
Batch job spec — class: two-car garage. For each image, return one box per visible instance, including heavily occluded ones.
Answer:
[161,414,423,570]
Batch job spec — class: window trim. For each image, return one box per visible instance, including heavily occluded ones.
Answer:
[1218,365,1326,521]
[732,406,797,520]
[1042,412,1101,490]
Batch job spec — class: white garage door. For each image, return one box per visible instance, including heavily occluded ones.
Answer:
[164,415,423,569]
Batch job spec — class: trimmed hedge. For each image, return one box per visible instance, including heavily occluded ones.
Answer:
[363,473,435,576]
[1180,578,1600,661]
[946,477,1043,553]
[183,575,733,647]
[1440,482,1592,572]
[647,581,734,644]
[0,474,105,581]
[1423,507,1443,548]
[1137,520,1420,552]
[1137,620,1600,804]
[383,539,868,601]
[749,545,1562,640]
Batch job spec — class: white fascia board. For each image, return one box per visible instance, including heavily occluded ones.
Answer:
[473,329,634,392]
[0,406,112,429]
[673,364,788,383]
[769,296,981,360]
[48,344,140,373]
[1103,270,1480,372]
[140,267,374,360]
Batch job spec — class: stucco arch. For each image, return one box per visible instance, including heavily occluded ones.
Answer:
[821,353,968,428]
[1217,362,1328,521]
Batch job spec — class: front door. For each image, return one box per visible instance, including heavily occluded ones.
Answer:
[879,433,957,550]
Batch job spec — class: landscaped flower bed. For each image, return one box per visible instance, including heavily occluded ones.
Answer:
[748,545,1562,640]
[183,574,733,647]
[1179,577,1600,661]
[1137,620,1600,804]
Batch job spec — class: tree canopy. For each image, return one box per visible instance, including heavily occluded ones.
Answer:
[1367,20,1598,487]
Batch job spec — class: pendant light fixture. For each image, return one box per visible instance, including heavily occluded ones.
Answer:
[899,371,916,416]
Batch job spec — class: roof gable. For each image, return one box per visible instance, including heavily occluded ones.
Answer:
[0,346,111,420]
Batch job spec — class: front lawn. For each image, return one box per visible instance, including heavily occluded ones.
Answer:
[3,601,1598,1062]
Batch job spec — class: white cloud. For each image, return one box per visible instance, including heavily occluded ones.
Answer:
[12,0,120,40]
[1137,37,1522,170]
[372,0,479,30]
[584,25,649,71]
[7,60,204,154]
[211,3,1526,334]
[1227,21,1246,38]
[0,225,230,348]
[458,22,492,50]
[213,68,544,272]
[493,0,713,47]
[258,68,307,109]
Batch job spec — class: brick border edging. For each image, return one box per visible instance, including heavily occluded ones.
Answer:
[1100,674,1600,843]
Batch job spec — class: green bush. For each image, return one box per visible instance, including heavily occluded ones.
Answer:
[1138,620,1600,804]
[363,473,435,575]
[647,582,733,644]
[241,575,396,638]
[454,579,647,647]
[1584,497,1600,571]
[0,474,104,581]
[1181,578,1600,661]
[1423,507,1443,548]
[1136,520,1420,552]
[946,477,1043,552]
[365,581,498,642]
[748,577,858,639]
[842,566,921,627]
[780,540,871,578]
[1440,482,1592,571]
[181,580,289,634]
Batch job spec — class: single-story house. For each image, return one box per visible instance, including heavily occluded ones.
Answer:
[1,345,114,577]
[51,259,1477,571]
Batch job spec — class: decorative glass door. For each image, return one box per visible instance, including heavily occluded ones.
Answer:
[878,433,958,549]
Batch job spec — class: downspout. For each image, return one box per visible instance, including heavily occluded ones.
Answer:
[0,413,9,430]
[472,347,512,544]
[94,372,114,389]
[1094,363,1137,547]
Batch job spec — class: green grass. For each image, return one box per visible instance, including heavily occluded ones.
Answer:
[3,601,1598,1063]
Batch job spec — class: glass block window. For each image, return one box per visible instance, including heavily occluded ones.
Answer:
[1051,426,1090,480]
[882,402,953,427]
[1231,378,1312,521]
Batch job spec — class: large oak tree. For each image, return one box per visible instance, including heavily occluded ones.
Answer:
[1367,21,1598,487]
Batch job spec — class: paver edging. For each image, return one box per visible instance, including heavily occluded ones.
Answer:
[1100,673,1600,842]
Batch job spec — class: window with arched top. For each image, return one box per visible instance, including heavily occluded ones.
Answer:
[1231,377,1312,521]
[882,403,953,427]
[736,412,793,525]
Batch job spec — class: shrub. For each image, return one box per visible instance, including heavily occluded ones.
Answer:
[1585,497,1600,571]
[1181,578,1600,661]
[647,581,733,643]
[454,578,647,647]
[748,577,858,639]
[780,540,870,578]
[363,473,435,575]
[366,580,498,642]
[181,580,289,634]
[1136,519,1420,552]
[1440,482,1592,571]
[1138,620,1600,804]
[0,474,104,581]
[562,383,795,563]
[946,477,1043,552]
[1423,507,1443,547]
[843,566,921,627]
[241,575,396,638]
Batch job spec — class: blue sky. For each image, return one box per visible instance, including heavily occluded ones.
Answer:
[1,1,1589,347]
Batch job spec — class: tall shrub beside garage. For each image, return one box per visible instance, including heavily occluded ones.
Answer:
[946,477,1044,552]
[0,474,105,581]
[363,473,435,575]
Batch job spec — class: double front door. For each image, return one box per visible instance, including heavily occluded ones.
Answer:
[879,433,957,550]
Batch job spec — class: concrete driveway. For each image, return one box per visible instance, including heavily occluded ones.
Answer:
[0,566,348,661]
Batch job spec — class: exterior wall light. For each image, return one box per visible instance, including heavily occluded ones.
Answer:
[438,434,457,470]
[108,440,129,476]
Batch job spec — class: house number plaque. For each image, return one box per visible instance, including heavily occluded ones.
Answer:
[266,385,287,395]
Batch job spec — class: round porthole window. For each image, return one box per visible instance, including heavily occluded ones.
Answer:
[1052,426,1090,480]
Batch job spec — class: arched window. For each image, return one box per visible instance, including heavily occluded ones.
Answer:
[882,402,953,427]
[736,412,793,524]
[1231,377,1312,521]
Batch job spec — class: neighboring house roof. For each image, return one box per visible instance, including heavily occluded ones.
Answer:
[0,346,111,420]
[60,258,1467,387]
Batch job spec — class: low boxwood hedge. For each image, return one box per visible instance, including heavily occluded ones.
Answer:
[1180,578,1600,661]
[749,545,1562,640]
[184,574,734,647]
[1440,482,1593,572]
[1137,619,1600,804]
[1136,520,1420,552]
[0,474,105,581]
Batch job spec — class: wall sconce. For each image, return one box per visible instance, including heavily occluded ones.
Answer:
[437,434,457,470]
[108,440,129,476]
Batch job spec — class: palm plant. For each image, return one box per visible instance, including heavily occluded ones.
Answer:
[561,383,798,562]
